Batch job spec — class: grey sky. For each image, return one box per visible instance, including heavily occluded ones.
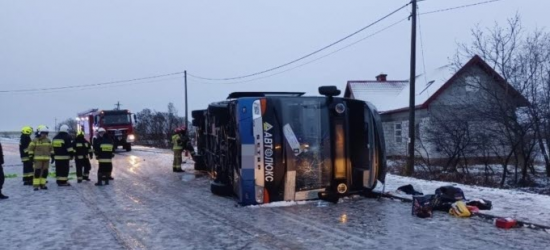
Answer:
[0,0,547,131]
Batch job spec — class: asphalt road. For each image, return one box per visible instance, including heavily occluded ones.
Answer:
[0,142,548,250]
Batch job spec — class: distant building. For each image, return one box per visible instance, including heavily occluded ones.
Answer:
[344,55,528,158]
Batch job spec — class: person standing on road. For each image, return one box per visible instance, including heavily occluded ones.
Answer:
[28,126,54,191]
[93,128,114,186]
[73,130,93,183]
[0,142,9,199]
[20,126,34,185]
[52,125,75,186]
[171,127,185,173]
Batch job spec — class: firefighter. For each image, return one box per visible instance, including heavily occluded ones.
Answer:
[171,126,196,172]
[28,126,54,191]
[0,142,8,199]
[93,128,114,186]
[171,127,185,172]
[52,124,75,186]
[20,126,34,185]
[73,130,93,183]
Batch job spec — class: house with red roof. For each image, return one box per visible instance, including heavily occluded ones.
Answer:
[344,55,528,157]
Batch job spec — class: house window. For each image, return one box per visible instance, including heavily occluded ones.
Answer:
[415,123,421,139]
[394,123,402,143]
[465,75,480,92]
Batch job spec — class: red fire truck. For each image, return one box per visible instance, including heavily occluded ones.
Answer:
[76,109,136,151]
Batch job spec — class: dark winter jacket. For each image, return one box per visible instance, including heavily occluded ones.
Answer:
[52,132,75,160]
[73,135,93,160]
[20,134,32,162]
[0,142,4,165]
[93,135,114,162]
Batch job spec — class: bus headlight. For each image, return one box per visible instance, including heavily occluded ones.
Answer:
[335,103,346,114]
[255,186,264,204]
[127,134,135,142]
[337,183,348,194]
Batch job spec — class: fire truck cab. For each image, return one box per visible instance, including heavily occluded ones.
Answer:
[77,109,136,151]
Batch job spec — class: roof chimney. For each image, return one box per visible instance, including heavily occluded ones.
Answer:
[376,73,387,82]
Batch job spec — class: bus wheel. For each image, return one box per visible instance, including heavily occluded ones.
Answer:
[210,181,232,196]
[125,144,132,152]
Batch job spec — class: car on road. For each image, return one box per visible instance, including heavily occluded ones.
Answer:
[192,86,387,205]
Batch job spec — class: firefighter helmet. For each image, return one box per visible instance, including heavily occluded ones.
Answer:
[97,127,106,133]
[174,126,186,133]
[37,126,50,134]
[59,124,69,133]
[21,126,33,135]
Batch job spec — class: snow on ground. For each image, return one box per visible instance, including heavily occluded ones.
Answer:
[380,174,550,225]
[1,139,549,250]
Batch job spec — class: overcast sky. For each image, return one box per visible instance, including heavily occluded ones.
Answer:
[0,0,547,131]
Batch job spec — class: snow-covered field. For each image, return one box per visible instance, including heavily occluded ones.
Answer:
[1,139,549,250]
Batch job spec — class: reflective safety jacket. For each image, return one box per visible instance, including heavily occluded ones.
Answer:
[93,135,114,163]
[28,137,54,161]
[172,134,183,150]
[20,134,32,162]
[73,136,93,160]
[52,132,75,160]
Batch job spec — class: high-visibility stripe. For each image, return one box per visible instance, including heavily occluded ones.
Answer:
[33,178,40,186]
[76,143,84,147]
[28,151,35,155]
[100,144,113,152]
[77,177,83,180]
[98,159,112,163]
[40,178,47,185]
[34,156,50,160]
[57,177,68,181]
[77,156,86,159]
[54,156,71,160]
[23,173,34,177]
[173,146,183,150]
[21,157,30,161]
[52,139,64,147]
[24,149,29,153]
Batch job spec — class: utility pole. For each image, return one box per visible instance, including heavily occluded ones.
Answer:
[406,0,417,176]
[115,101,121,110]
[184,70,188,128]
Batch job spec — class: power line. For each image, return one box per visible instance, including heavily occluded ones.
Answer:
[417,4,429,89]
[5,75,183,95]
[188,3,411,81]
[191,17,409,85]
[0,71,185,93]
[420,0,504,15]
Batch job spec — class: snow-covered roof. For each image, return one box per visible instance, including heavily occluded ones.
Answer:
[346,65,455,113]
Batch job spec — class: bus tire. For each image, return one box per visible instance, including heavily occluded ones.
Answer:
[125,144,132,152]
[210,181,232,196]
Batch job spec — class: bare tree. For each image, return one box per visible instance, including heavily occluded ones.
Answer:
[455,14,550,184]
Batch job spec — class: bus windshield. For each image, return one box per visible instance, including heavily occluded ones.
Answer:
[280,98,332,191]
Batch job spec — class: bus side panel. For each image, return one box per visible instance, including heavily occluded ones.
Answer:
[237,99,257,205]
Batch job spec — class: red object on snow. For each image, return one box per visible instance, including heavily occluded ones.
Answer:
[495,218,517,229]
[467,205,480,213]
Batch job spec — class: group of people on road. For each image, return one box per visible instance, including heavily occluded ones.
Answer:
[15,125,115,192]
[0,124,195,199]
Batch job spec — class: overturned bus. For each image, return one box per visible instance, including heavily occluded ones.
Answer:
[191,86,386,206]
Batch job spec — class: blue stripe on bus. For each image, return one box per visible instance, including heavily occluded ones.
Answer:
[237,99,254,145]
[237,98,257,205]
